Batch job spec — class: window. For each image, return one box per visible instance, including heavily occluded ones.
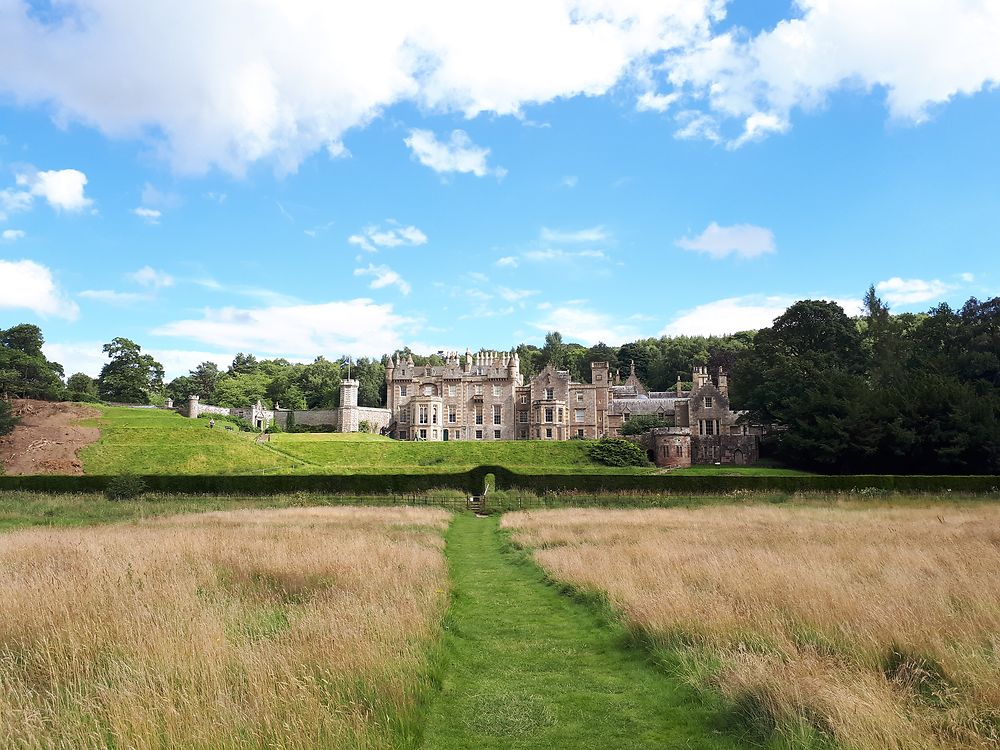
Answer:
[577,392,584,402]
[493,405,502,425]
[419,429,427,439]
[544,387,554,400]
[494,430,501,439]
[623,412,630,422]
[704,396,713,408]
[595,373,603,382]
[475,406,483,425]
[558,408,563,422]
[705,420,715,435]
[432,429,438,439]
[448,405,457,423]
[448,384,457,397]
[400,408,408,423]
[544,407,554,422]
[575,408,585,423]
[422,384,434,396]
[545,427,553,438]
[474,384,483,396]
[418,405,429,424]
[432,406,438,424]
[577,429,584,438]
[476,429,483,439]
[399,384,407,397]
[399,430,408,440]
[675,444,682,456]
[492,384,502,397]
[518,411,528,423]
[520,394,528,404]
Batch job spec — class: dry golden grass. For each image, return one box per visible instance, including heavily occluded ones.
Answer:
[0,506,450,750]
[503,503,1000,749]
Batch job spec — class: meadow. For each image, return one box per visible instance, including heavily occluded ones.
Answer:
[503,504,1000,750]
[0,506,450,750]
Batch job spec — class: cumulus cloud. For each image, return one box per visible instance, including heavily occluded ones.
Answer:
[532,303,641,346]
[676,222,775,259]
[495,255,519,269]
[2,229,26,241]
[132,206,162,224]
[0,259,79,319]
[661,295,863,336]
[354,263,411,295]
[129,265,174,288]
[152,299,408,359]
[44,340,236,380]
[404,129,506,178]
[348,221,428,253]
[0,188,33,220]
[16,169,93,211]
[875,276,953,305]
[664,0,1000,146]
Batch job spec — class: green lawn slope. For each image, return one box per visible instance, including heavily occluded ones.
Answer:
[79,407,298,475]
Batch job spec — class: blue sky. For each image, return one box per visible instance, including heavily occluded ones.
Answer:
[1,0,998,378]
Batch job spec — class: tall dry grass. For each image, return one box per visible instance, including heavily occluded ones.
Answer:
[0,506,450,750]
[503,504,1000,749]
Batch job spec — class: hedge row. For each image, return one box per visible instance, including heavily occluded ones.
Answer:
[0,468,997,495]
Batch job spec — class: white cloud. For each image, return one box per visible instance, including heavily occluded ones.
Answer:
[2,229,26,241]
[132,206,162,224]
[540,226,608,244]
[959,272,975,283]
[0,188,33,220]
[666,0,1000,146]
[153,299,409,359]
[404,129,506,178]
[0,259,79,319]
[636,90,679,112]
[560,175,578,188]
[129,265,174,288]
[0,2,728,174]
[523,248,607,262]
[875,277,952,305]
[16,169,93,211]
[44,340,237,380]
[661,295,864,337]
[498,287,537,303]
[495,255,519,269]
[676,222,775,260]
[354,263,411,295]
[348,221,427,253]
[79,289,151,305]
[532,303,641,346]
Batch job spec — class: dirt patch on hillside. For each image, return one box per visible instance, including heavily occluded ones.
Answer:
[0,399,101,475]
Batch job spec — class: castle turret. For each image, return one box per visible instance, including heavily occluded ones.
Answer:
[186,394,200,419]
[338,379,360,432]
[717,366,729,397]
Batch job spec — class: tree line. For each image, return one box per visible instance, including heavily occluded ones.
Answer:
[3,291,998,473]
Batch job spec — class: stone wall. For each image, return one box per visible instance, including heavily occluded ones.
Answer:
[691,434,759,465]
[272,409,340,429]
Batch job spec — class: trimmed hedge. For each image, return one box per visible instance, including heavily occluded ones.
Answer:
[0,468,997,496]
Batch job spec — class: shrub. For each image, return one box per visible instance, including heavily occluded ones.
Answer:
[358,419,373,434]
[587,438,650,467]
[619,414,671,436]
[105,473,147,501]
[198,413,255,432]
[285,410,296,431]
[0,399,18,437]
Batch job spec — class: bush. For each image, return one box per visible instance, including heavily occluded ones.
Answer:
[358,419,373,434]
[587,438,651,467]
[198,413,255,432]
[0,400,18,437]
[67,390,102,403]
[105,473,147,501]
[619,414,671,436]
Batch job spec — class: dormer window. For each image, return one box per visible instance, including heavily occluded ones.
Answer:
[704,396,713,408]
[545,387,554,400]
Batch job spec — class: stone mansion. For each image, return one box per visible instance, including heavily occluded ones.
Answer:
[180,348,758,468]
[384,350,758,467]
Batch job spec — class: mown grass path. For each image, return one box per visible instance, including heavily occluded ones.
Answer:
[421,513,743,750]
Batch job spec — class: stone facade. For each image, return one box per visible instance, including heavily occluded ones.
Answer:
[383,350,758,466]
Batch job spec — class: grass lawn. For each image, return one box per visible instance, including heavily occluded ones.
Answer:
[269,432,654,474]
[79,407,300,474]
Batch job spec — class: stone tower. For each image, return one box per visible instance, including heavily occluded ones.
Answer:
[339,379,360,432]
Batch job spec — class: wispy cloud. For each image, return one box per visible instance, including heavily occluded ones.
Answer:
[129,266,174,288]
[540,226,608,244]
[875,277,954,306]
[354,263,411,295]
[132,206,162,224]
[348,221,428,253]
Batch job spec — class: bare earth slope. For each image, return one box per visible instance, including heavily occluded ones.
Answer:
[0,399,100,475]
